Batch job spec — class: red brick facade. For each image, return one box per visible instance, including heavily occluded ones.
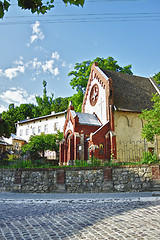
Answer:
[59,62,117,165]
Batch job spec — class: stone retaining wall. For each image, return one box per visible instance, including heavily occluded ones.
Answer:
[0,164,160,193]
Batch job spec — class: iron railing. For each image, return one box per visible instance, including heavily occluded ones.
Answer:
[105,138,160,163]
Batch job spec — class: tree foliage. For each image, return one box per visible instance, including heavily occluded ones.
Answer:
[51,97,69,113]
[69,91,84,112]
[35,80,54,116]
[153,72,160,86]
[1,103,39,134]
[22,131,63,159]
[0,0,85,18]
[0,117,10,138]
[69,57,132,95]
[68,57,133,111]
[140,94,160,142]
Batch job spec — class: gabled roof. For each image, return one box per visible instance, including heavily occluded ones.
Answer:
[101,69,159,112]
[70,110,101,126]
[17,110,67,124]
[11,134,26,141]
[0,138,8,146]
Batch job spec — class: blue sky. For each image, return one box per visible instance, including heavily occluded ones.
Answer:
[0,0,160,113]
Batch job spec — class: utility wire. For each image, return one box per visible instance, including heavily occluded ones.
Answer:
[4,12,160,19]
[1,11,160,25]
[10,0,140,5]
[1,18,160,25]
[1,14,160,25]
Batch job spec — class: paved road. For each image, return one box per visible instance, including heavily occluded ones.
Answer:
[0,192,160,240]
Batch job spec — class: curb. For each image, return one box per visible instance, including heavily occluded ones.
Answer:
[0,196,160,204]
[152,191,160,196]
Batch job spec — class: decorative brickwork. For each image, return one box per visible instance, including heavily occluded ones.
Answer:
[14,170,22,184]
[151,165,160,179]
[103,168,112,181]
[57,170,65,184]
[59,62,159,165]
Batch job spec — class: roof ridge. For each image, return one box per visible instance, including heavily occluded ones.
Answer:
[101,68,149,79]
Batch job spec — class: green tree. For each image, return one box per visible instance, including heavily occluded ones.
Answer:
[22,131,63,159]
[0,0,85,19]
[36,80,54,116]
[69,91,84,112]
[153,72,160,86]
[2,103,39,133]
[0,117,10,138]
[140,94,160,142]
[51,97,69,113]
[69,57,133,111]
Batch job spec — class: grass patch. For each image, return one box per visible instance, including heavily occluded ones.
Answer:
[0,151,159,169]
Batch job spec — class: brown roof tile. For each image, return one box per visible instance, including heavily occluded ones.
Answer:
[101,69,159,112]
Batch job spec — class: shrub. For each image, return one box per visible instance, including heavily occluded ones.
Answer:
[75,158,101,167]
[75,160,88,167]
[140,151,159,164]
[12,160,33,168]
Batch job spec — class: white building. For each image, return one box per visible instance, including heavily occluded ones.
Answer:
[16,111,67,142]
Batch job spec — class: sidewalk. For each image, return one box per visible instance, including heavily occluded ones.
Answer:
[0,191,160,203]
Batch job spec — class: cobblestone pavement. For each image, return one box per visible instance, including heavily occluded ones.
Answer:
[0,195,160,240]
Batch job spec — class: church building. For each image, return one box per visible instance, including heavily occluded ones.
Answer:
[59,62,160,165]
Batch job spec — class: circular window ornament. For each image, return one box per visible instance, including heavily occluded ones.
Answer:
[90,84,99,106]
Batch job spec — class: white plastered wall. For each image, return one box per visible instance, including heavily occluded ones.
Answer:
[16,113,66,142]
[84,77,107,125]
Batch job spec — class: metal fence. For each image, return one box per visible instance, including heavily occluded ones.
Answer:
[114,138,160,163]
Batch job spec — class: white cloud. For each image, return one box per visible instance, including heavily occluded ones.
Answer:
[62,61,66,67]
[42,60,59,76]
[4,66,25,80]
[42,59,54,73]
[51,51,60,60]
[53,67,59,76]
[30,35,38,44]
[28,21,44,46]
[32,58,42,69]
[0,88,36,105]
[29,57,59,76]
[1,56,25,80]
[0,51,60,80]
[14,56,24,65]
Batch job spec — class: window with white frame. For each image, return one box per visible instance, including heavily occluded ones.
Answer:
[32,127,36,134]
[54,122,58,131]
[38,126,41,134]
[20,129,23,136]
[44,124,48,133]
[26,128,29,135]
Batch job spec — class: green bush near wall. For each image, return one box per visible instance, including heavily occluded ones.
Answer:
[0,151,159,169]
[140,151,158,164]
